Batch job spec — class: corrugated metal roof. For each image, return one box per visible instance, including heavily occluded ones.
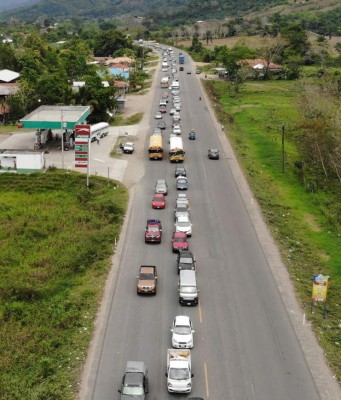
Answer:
[0,69,20,83]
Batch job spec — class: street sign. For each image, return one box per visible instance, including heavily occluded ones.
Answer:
[312,274,329,303]
[75,125,90,168]
[75,124,91,137]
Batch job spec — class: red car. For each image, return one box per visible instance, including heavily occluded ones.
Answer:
[172,231,189,253]
[152,193,166,209]
[145,219,162,243]
[159,106,167,113]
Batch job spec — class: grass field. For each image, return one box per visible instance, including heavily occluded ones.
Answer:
[204,78,341,381]
[178,32,341,54]
[0,170,128,399]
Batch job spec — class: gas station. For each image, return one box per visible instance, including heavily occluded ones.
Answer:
[18,105,91,150]
[0,105,90,173]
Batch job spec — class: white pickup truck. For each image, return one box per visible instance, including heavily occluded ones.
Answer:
[165,349,193,393]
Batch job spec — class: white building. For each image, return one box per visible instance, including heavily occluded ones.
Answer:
[0,149,45,173]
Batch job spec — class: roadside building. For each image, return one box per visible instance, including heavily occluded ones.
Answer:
[0,149,45,173]
[237,59,283,78]
[114,81,129,96]
[0,69,20,123]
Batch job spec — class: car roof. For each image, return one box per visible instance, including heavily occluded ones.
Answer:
[177,193,187,198]
[177,215,190,222]
[174,315,190,325]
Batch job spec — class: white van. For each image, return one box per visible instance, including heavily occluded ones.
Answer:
[170,81,180,90]
[178,270,199,306]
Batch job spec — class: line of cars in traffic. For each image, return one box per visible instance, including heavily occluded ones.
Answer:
[124,45,203,400]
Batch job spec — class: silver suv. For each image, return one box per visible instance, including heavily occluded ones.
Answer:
[155,179,168,195]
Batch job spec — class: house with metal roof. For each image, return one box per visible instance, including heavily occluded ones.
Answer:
[0,69,20,83]
[0,69,20,122]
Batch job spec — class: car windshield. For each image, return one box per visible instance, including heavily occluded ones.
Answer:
[148,226,159,232]
[177,222,189,228]
[181,286,196,293]
[169,368,190,380]
[170,150,184,156]
[153,196,163,202]
[122,385,144,396]
[174,237,186,243]
[180,257,192,264]
[177,179,186,183]
[140,273,154,280]
[174,325,191,335]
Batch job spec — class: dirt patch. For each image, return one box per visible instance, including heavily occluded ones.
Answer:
[304,213,322,232]
[318,251,330,262]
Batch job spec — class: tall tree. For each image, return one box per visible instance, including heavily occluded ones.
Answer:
[93,29,133,57]
[203,30,213,45]
[281,24,310,59]
[0,43,18,71]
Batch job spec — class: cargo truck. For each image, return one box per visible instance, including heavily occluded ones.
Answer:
[165,349,193,393]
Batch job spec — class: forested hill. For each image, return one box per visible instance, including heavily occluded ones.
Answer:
[0,0,39,13]
[1,0,286,22]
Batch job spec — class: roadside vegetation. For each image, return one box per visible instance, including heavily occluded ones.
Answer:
[111,112,143,127]
[0,170,128,399]
[204,76,341,380]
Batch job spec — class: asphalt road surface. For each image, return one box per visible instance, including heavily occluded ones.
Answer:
[88,50,321,400]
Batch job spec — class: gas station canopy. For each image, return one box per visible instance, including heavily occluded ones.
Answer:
[19,105,91,130]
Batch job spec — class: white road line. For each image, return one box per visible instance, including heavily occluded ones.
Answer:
[204,362,209,398]
[198,299,203,323]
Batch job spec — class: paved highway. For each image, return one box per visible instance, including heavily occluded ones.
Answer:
[89,49,320,400]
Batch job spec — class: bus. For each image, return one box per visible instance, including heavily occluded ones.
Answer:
[169,136,185,163]
[160,76,169,88]
[149,135,163,160]
[90,122,109,142]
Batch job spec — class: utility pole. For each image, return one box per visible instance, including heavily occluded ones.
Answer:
[281,124,285,173]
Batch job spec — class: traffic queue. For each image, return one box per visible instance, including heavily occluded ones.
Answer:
[142,45,200,396]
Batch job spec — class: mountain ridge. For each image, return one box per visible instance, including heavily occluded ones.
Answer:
[0,0,286,22]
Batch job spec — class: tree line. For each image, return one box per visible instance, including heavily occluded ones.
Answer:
[0,25,151,124]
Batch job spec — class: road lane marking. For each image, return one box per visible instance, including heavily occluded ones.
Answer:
[204,362,209,398]
[198,299,203,323]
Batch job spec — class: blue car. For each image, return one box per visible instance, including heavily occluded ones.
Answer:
[176,176,188,190]
[189,131,196,140]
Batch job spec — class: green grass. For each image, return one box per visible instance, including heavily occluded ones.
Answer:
[205,79,341,381]
[0,170,128,399]
[0,125,25,134]
[111,112,143,126]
